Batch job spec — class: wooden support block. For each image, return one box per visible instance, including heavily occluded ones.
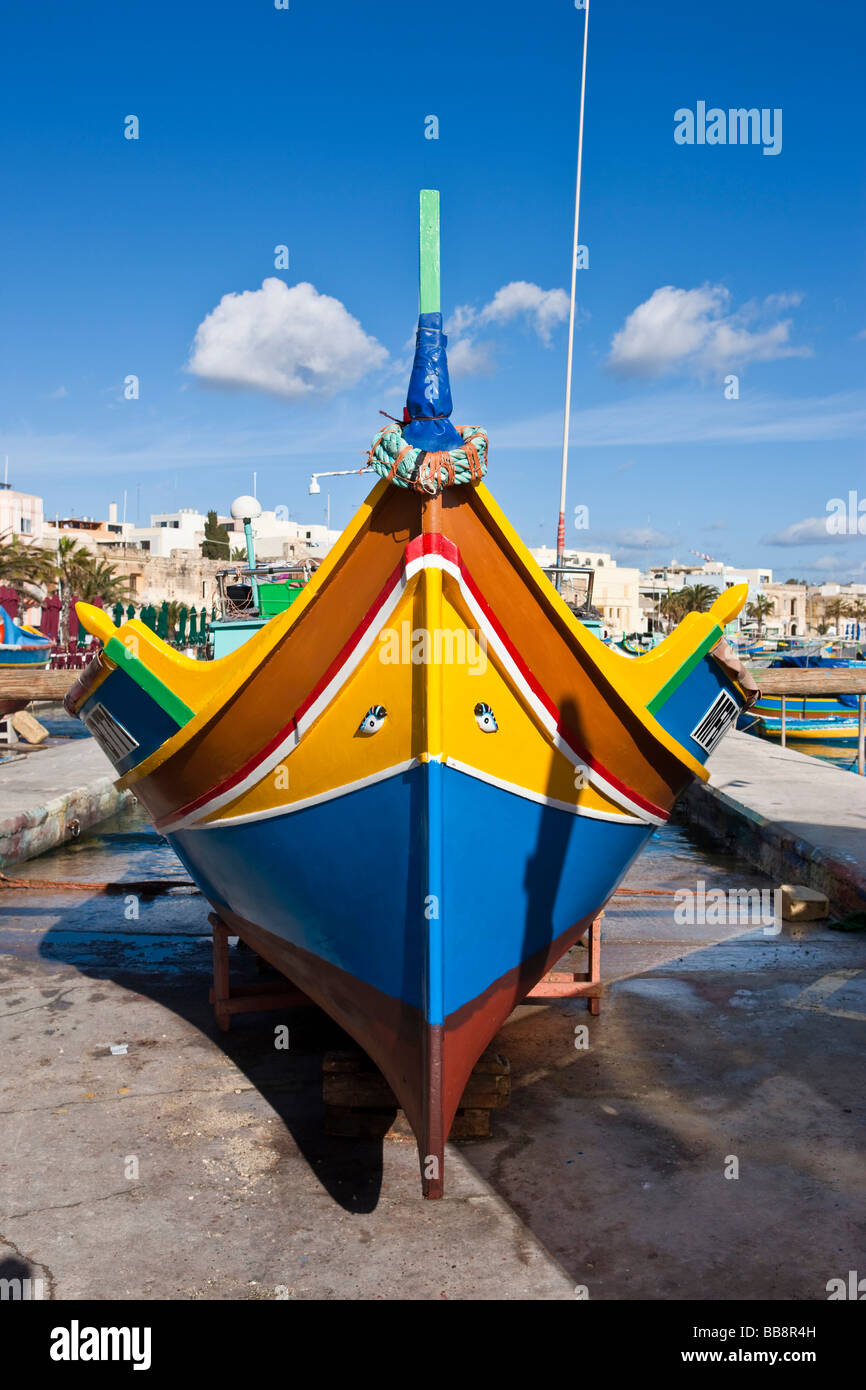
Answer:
[323,1105,493,1142]
[323,1048,509,1141]
[779,884,830,922]
[11,709,49,745]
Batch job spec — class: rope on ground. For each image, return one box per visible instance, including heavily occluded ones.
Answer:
[0,872,198,894]
[0,873,674,897]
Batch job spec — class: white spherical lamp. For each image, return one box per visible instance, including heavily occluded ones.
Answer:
[230,495,262,521]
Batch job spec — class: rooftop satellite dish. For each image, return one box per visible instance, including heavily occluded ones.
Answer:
[230,495,262,521]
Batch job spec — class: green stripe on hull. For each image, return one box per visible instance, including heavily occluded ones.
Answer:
[104,637,194,727]
[647,626,722,716]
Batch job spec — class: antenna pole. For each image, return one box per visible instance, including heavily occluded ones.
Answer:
[555,0,590,591]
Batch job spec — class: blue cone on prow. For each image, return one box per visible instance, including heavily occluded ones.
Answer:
[402,311,464,452]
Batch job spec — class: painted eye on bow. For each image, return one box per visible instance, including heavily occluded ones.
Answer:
[474,702,498,733]
[358,705,387,736]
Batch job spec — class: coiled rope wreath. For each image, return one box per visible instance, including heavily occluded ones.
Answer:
[366,421,488,496]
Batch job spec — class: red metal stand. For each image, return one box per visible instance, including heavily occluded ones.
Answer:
[525,914,602,1014]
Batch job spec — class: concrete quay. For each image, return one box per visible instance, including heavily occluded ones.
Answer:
[682,730,866,917]
[0,739,132,870]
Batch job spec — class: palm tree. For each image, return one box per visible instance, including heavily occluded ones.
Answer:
[74,558,131,608]
[658,588,687,633]
[746,594,775,637]
[52,537,92,643]
[824,597,849,633]
[847,598,866,637]
[678,583,718,614]
[50,538,131,642]
[164,600,184,639]
[0,530,54,591]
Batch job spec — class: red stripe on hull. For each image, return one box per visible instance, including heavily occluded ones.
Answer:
[213,903,597,1198]
[157,531,663,831]
[155,558,406,830]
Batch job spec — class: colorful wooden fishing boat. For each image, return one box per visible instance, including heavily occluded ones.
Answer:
[0,604,52,670]
[747,657,866,731]
[747,715,861,748]
[0,604,52,716]
[65,193,756,1197]
[617,632,664,657]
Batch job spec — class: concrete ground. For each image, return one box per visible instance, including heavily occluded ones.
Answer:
[684,730,866,916]
[1,813,863,1300]
[0,731,130,869]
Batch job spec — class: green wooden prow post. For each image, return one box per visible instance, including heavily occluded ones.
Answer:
[419,189,440,315]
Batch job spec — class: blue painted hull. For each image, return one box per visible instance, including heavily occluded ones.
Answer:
[0,650,50,668]
[172,761,650,1026]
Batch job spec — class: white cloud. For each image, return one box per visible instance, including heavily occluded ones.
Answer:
[447,281,570,359]
[765,515,866,547]
[447,336,495,378]
[478,281,570,345]
[187,278,387,399]
[763,517,831,546]
[811,554,866,576]
[610,526,674,550]
[49,385,68,399]
[761,291,804,312]
[448,304,480,338]
[608,285,811,379]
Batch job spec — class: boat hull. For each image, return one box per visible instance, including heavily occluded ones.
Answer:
[171,759,650,1195]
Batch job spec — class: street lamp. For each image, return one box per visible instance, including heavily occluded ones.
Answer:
[308,466,371,496]
[230,495,262,611]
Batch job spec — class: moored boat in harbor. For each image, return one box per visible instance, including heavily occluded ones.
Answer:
[0,604,53,716]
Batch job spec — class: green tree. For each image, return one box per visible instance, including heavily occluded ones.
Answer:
[658,588,687,633]
[678,583,718,614]
[824,597,849,631]
[201,510,230,560]
[74,557,131,608]
[847,598,866,631]
[746,594,775,638]
[0,530,54,591]
[163,601,184,639]
[51,538,131,642]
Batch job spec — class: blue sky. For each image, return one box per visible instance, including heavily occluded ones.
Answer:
[1,0,863,580]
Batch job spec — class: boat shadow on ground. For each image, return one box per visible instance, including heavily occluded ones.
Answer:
[31,902,394,1215]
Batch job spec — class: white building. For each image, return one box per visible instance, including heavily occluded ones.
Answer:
[530,545,643,637]
[0,483,45,541]
[226,510,341,558]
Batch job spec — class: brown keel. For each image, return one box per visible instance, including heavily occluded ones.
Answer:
[214,903,596,1198]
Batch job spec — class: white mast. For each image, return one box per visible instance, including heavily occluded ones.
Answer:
[555,0,590,590]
